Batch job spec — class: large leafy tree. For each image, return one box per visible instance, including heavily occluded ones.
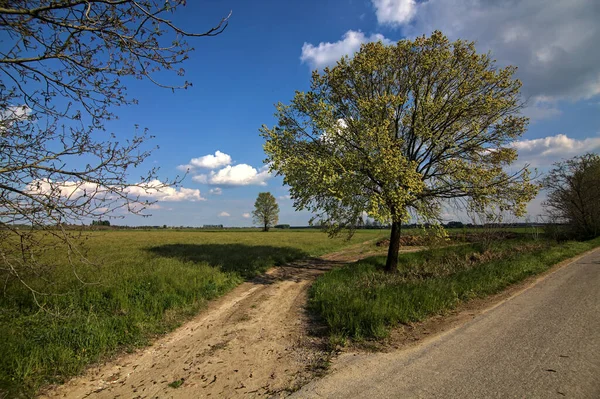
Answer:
[0,1,229,295]
[261,31,538,272]
[252,192,279,232]
[543,153,600,239]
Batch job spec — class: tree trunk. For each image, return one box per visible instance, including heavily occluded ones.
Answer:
[385,221,402,273]
[263,221,269,232]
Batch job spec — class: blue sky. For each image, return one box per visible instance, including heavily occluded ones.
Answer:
[103,0,600,227]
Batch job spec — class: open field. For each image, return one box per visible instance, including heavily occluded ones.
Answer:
[310,236,600,340]
[0,229,384,396]
[1,228,589,396]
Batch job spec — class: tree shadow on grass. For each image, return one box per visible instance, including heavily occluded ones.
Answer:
[146,243,309,280]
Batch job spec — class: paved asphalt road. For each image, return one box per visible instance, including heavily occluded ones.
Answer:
[292,248,600,399]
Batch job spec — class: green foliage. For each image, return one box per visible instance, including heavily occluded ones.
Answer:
[0,229,381,396]
[310,237,600,339]
[543,153,600,239]
[275,224,291,229]
[252,192,280,231]
[91,220,111,226]
[168,378,185,388]
[261,31,538,269]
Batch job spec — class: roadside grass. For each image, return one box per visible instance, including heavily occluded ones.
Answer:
[309,237,600,340]
[0,229,382,396]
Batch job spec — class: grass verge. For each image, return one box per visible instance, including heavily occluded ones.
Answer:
[0,229,382,397]
[309,237,600,340]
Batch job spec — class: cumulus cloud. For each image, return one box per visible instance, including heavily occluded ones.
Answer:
[178,151,232,171]
[278,195,292,200]
[301,30,392,69]
[381,0,600,102]
[513,134,600,167]
[242,212,251,218]
[193,164,272,187]
[27,179,104,199]
[209,187,222,195]
[219,211,230,217]
[27,179,204,203]
[125,180,205,202]
[372,0,416,25]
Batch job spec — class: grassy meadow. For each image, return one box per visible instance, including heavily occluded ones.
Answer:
[0,229,383,396]
[310,236,600,341]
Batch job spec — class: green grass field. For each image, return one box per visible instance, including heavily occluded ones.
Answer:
[310,236,600,341]
[0,229,383,396]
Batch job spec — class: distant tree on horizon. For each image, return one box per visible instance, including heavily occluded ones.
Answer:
[252,192,280,232]
[91,220,111,227]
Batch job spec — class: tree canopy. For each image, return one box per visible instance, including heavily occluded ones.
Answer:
[543,153,600,239]
[1,1,229,296]
[261,31,538,271]
[252,192,279,232]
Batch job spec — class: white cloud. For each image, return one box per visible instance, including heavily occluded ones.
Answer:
[126,180,206,202]
[27,179,204,203]
[209,187,222,195]
[1,105,33,134]
[177,164,193,172]
[193,164,272,186]
[178,151,232,171]
[513,134,600,167]
[392,0,600,102]
[372,0,416,26]
[192,174,208,184]
[219,211,230,217]
[301,30,392,69]
[278,195,292,200]
[522,96,562,122]
[27,179,104,199]
[1,105,31,125]
[242,212,251,218]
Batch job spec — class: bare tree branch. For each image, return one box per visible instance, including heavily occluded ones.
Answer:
[1,0,229,298]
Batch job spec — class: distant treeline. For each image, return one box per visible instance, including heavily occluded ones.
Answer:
[1,221,558,231]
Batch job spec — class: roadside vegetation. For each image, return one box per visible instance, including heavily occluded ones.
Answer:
[0,229,381,396]
[310,235,600,340]
[543,153,600,240]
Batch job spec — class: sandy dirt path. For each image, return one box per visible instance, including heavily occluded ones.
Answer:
[40,241,403,398]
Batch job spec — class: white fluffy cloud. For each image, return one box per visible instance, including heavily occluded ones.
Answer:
[372,0,416,25]
[209,187,222,195]
[193,164,272,187]
[27,179,204,202]
[513,134,600,167]
[377,0,600,102]
[126,180,205,202]
[219,211,230,217]
[178,151,232,171]
[242,212,251,218]
[27,179,104,199]
[301,30,392,69]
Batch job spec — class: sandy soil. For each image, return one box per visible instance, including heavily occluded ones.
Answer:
[39,241,402,399]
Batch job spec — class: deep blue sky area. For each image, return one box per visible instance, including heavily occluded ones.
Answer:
[11,0,600,227]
